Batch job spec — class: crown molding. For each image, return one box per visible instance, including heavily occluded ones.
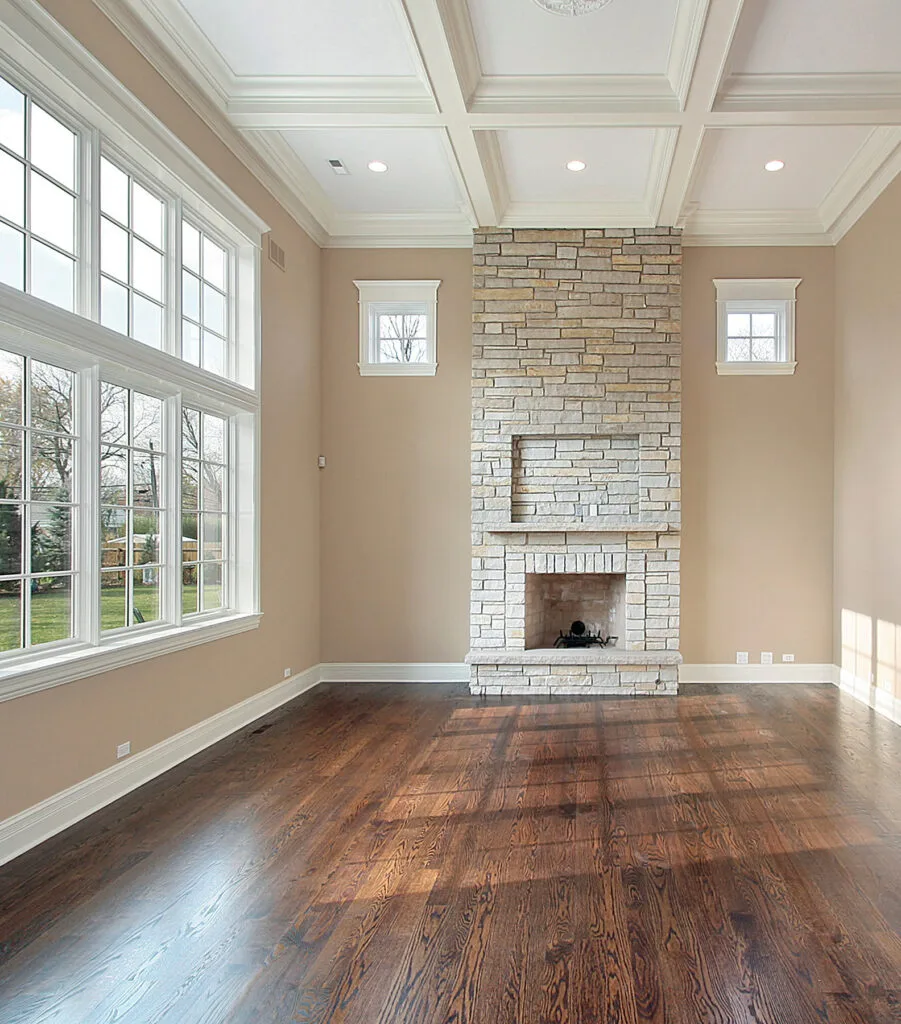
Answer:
[716,72,901,112]
[92,0,329,246]
[682,209,832,247]
[501,200,654,229]
[667,0,711,107]
[469,75,679,115]
[820,127,901,239]
[327,212,472,248]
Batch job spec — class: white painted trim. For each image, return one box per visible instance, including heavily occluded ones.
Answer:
[680,663,836,684]
[716,361,796,376]
[835,667,901,728]
[0,664,320,867]
[319,663,469,683]
[716,72,901,113]
[469,75,679,115]
[354,279,441,377]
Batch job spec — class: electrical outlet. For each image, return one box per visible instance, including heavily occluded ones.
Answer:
[736,652,749,665]
[782,653,795,663]
[116,741,131,759]
[284,667,292,679]
[317,455,327,469]
[761,652,774,665]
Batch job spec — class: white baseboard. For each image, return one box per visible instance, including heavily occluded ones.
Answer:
[0,664,321,868]
[319,662,469,683]
[680,663,836,684]
[836,667,901,727]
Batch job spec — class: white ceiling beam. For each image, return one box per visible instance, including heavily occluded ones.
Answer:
[396,0,499,225]
[657,0,747,226]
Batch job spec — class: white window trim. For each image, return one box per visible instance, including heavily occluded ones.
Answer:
[714,278,801,376]
[355,280,441,377]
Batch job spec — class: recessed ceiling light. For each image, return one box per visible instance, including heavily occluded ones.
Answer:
[566,160,587,172]
[368,160,388,173]
[765,159,785,172]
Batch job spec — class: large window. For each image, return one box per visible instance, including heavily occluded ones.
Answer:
[0,33,262,699]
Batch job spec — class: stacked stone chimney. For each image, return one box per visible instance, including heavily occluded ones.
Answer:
[468,227,682,695]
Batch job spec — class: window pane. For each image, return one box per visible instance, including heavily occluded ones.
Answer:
[202,332,225,377]
[31,360,74,435]
[202,236,225,290]
[134,510,160,563]
[0,78,25,157]
[100,158,129,224]
[181,513,198,561]
[202,562,223,611]
[201,463,223,511]
[100,569,127,630]
[133,453,162,508]
[133,392,163,452]
[133,566,160,624]
[0,352,24,425]
[182,271,200,322]
[31,434,72,500]
[752,312,776,337]
[182,562,198,615]
[100,218,128,282]
[0,501,22,574]
[100,446,128,505]
[30,576,72,646]
[132,295,162,348]
[31,505,71,573]
[101,276,128,335]
[132,182,163,248]
[378,314,427,363]
[202,513,223,560]
[31,240,74,311]
[100,383,128,445]
[0,428,23,497]
[183,221,200,273]
[727,338,751,362]
[727,313,750,338]
[182,321,200,366]
[202,284,226,335]
[31,106,76,190]
[0,223,24,292]
[182,459,199,510]
[0,580,22,652]
[132,238,163,301]
[100,507,127,567]
[752,338,777,362]
[203,415,225,463]
[31,172,75,254]
[182,410,200,459]
[0,150,24,226]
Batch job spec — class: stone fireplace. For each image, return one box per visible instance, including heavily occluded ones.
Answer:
[468,227,682,696]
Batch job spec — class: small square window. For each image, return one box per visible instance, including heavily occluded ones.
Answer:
[714,278,801,376]
[354,280,440,376]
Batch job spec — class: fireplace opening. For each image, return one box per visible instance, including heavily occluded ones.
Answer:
[525,573,626,650]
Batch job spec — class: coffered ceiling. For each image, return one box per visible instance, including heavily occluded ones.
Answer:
[96,0,901,247]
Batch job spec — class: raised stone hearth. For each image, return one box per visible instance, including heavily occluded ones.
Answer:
[469,227,682,696]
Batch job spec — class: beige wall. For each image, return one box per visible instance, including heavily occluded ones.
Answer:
[834,175,901,690]
[320,249,472,664]
[0,0,321,821]
[681,246,835,664]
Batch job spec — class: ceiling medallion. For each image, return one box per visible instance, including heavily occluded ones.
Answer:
[531,0,614,15]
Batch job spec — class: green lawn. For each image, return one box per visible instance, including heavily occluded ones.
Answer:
[0,584,221,652]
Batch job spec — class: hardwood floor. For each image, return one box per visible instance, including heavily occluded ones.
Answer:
[2,682,901,1023]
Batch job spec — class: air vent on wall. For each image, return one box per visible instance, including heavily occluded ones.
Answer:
[328,158,349,175]
[268,236,286,272]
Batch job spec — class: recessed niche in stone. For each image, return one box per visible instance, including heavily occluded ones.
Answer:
[511,434,640,524]
[525,573,626,650]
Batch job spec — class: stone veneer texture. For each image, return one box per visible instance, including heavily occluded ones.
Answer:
[469,227,682,696]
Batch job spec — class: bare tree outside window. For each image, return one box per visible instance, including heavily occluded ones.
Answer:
[377,313,427,363]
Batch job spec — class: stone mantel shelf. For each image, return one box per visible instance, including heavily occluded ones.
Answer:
[467,649,683,666]
[487,521,675,535]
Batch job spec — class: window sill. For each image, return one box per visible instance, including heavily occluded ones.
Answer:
[358,362,438,377]
[0,612,262,704]
[716,361,797,376]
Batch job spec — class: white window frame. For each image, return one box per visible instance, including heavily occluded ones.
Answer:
[0,2,265,703]
[354,280,441,377]
[714,278,801,376]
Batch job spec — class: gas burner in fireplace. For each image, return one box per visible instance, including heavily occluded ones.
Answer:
[554,620,618,649]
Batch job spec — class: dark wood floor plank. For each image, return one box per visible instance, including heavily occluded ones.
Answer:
[3,683,901,1022]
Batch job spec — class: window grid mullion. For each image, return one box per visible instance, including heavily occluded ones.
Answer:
[79,365,102,646]
[164,393,182,627]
